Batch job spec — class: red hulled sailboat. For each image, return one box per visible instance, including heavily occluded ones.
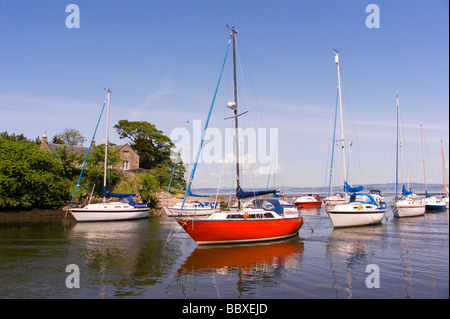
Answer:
[175,27,303,244]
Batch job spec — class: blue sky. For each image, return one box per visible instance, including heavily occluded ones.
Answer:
[1,0,448,190]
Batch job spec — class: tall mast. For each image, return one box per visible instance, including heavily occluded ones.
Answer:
[441,139,448,197]
[398,96,405,188]
[420,124,427,196]
[396,94,405,199]
[103,88,111,202]
[334,51,347,186]
[186,120,189,182]
[395,95,399,199]
[227,26,242,208]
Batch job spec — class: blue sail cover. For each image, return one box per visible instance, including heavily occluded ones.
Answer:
[187,189,210,198]
[402,184,413,196]
[350,193,387,209]
[254,198,284,215]
[103,187,148,208]
[236,186,277,200]
[344,181,363,193]
[274,191,284,198]
[104,186,136,199]
[194,201,219,209]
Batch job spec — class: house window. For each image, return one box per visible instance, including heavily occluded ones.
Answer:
[122,161,129,170]
[123,150,129,157]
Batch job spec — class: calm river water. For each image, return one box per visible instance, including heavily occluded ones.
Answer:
[0,201,448,300]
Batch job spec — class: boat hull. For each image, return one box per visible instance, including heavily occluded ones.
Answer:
[294,202,322,208]
[70,204,149,222]
[425,204,446,212]
[424,197,446,212]
[325,199,345,206]
[176,217,303,245]
[393,199,425,218]
[327,208,386,228]
[393,205,425,218]
[163,206,217,217]
[294,194,322,208]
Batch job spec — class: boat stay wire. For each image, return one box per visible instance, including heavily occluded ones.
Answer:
[69,94,108,207]
[180,35,232,212]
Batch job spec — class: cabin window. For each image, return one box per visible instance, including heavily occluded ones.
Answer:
[261,201,275,211]
[226,212,274,219]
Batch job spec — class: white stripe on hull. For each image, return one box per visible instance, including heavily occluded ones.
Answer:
[70,209,149,222]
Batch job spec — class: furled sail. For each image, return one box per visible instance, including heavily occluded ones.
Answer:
[236,186,277,200]
[344,181,363,193]
[402,184,413,196]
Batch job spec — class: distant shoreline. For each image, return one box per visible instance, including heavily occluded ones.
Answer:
[1,187,446,224]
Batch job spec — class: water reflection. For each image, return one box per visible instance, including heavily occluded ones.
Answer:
[326,224,387,299]
[388,213,447,299]
[70,221,147,271]
[175,237,304,298]
[0,205,447,299]
[298,207,322,216]
[67,219,186,298]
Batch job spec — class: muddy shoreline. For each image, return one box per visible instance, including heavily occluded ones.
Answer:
[0,192,237,223]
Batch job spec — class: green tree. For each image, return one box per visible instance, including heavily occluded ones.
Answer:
[114,120,174,169]
[114,120,186,190]
[0,137,70,209]
[53,144,83,178]
[112,172,160,209]
[0,131,27,141]
[79,144,120,198]
[54,128,86,146]
[168,154,187,191]
[137,172,160,208]
[51,135,65,144]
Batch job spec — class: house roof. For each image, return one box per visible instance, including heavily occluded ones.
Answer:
[46,144,89,156]
[45,143,136,156]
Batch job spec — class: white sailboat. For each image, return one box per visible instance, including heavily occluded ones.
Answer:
[393,95,425,218]
[441,140,449,209]
[69,89,149,222]
[163,198,219,217]
[324,192,346,208]
[163,121,218,217]
[326,51,386,228]
[420,125,446,212]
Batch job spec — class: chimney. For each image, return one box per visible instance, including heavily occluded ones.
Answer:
[39,131,49,151]
[41,131,48,145]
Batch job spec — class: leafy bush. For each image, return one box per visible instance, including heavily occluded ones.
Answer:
[0,137,70,209]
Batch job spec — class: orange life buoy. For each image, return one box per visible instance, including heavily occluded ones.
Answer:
[243,212,249,219]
